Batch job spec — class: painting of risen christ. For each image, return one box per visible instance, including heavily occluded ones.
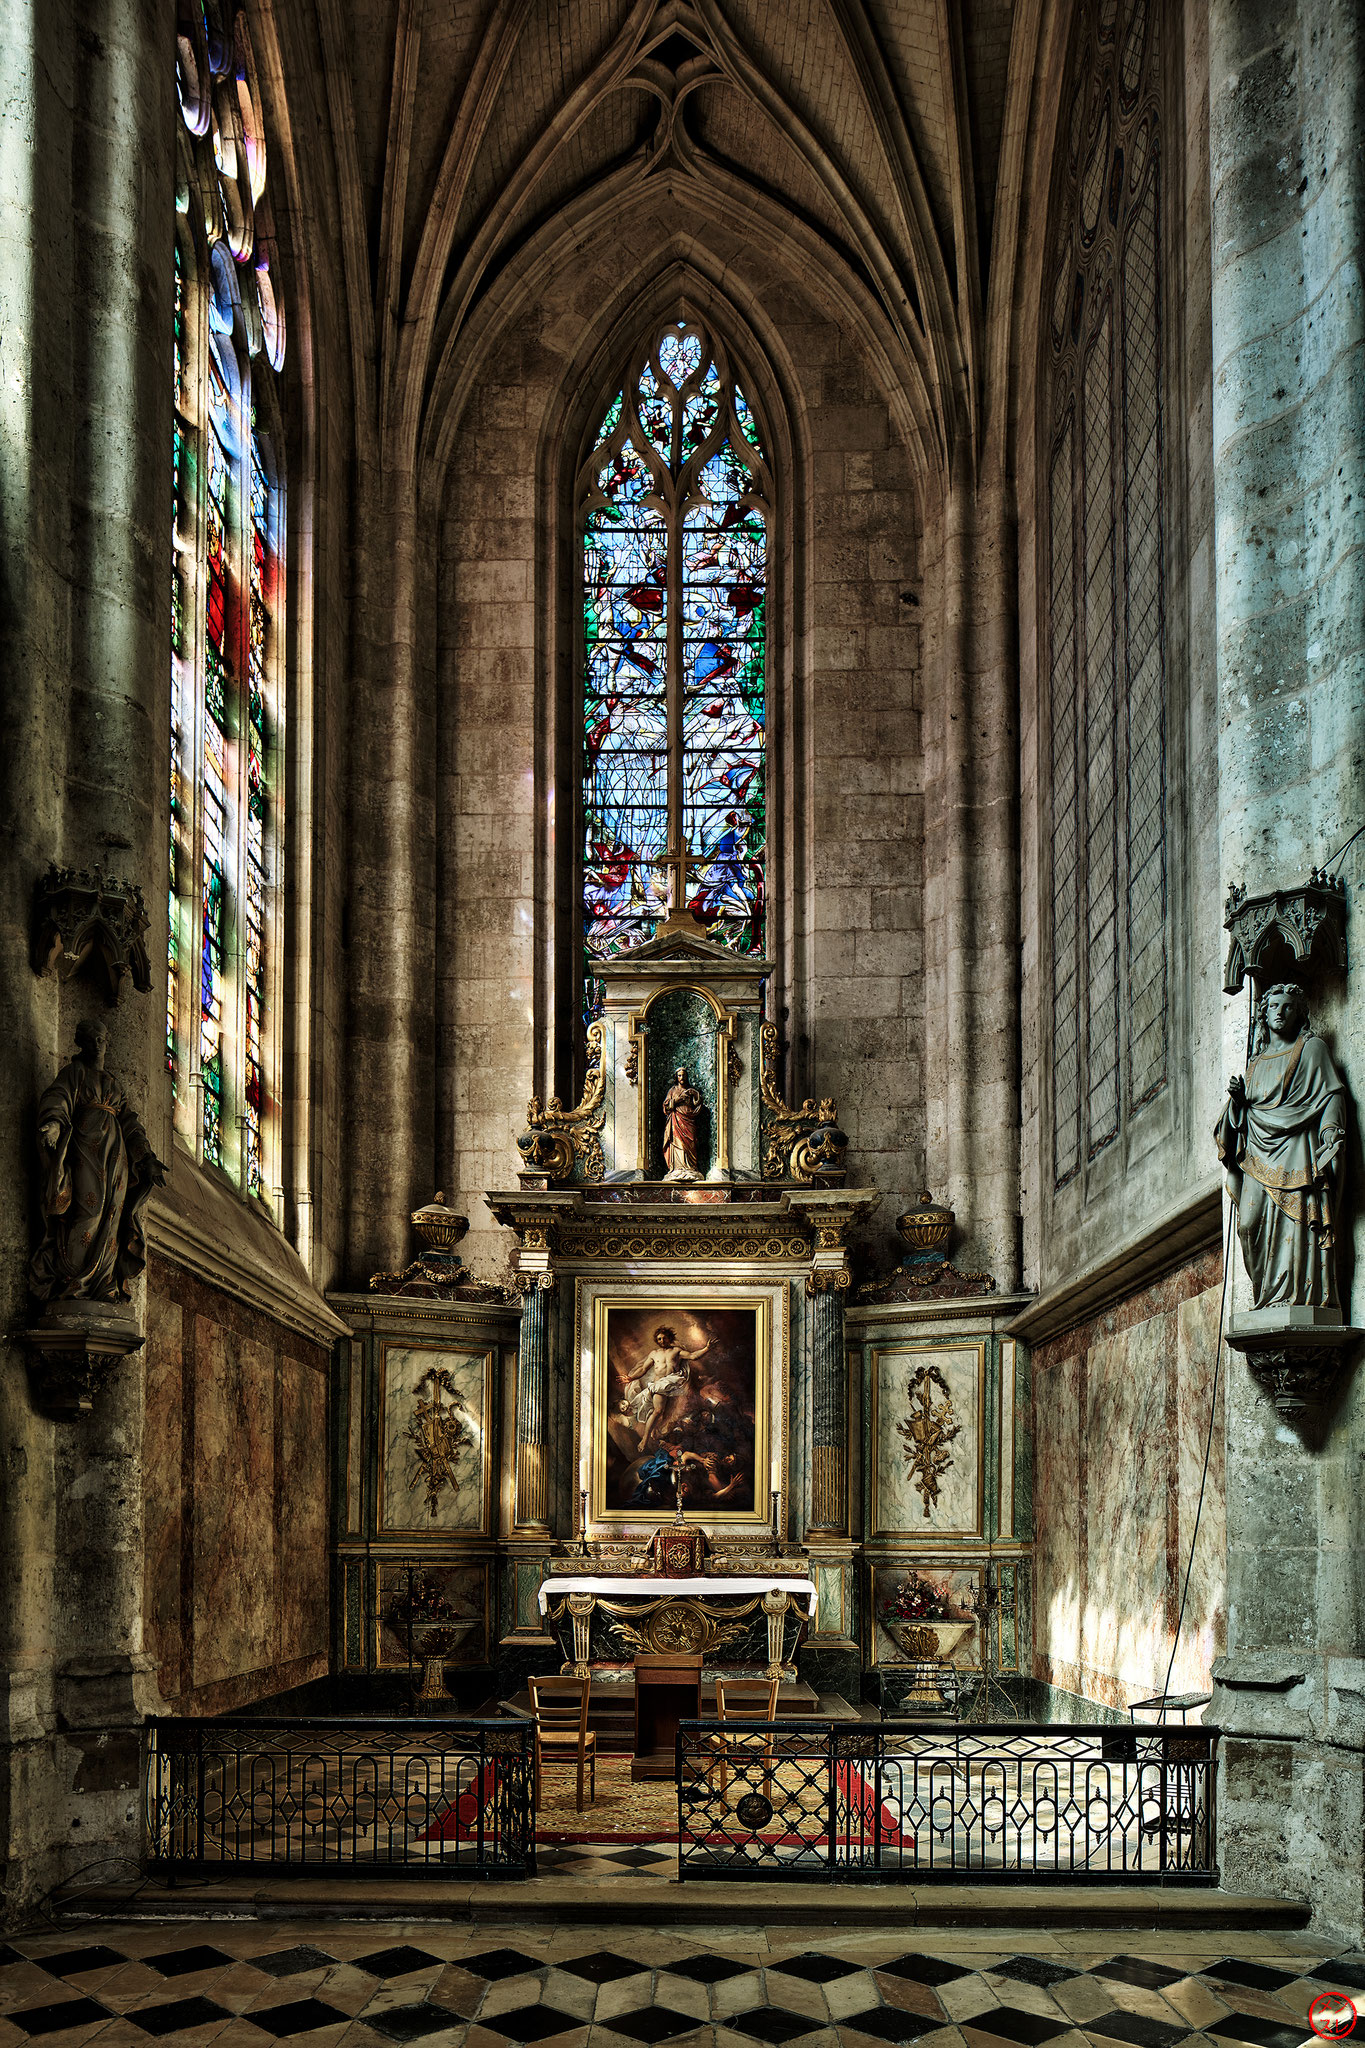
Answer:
[596,1303,763,1521]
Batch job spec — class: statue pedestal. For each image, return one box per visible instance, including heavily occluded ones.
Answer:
[1226,1309,1362,1418]
[16,1300,143,1415]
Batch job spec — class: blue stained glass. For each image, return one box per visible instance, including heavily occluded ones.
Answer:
[580,323,770,989]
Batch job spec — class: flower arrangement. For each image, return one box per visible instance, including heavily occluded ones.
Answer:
[879,1569,953,1625]
[385,1569,470,1631]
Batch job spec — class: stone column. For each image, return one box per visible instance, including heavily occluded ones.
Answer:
[345,458,436,1276]
[514,1282,552,1531]
[0,0,174,1920]
[925,471,1020,1288]
[807,1282,847,1533]
[1208,0,1365,1945]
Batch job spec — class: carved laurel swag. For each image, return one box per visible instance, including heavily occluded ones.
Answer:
[897,1364,961,1518]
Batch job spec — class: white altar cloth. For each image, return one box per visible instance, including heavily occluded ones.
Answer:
[537,1573,817,1614]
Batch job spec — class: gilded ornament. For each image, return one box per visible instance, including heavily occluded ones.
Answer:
[516,1019,607,1186]
[402,1365,476,1518]
[757,1021,846,1182]
[897,1364,961,1518]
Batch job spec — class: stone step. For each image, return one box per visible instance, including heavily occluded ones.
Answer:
[54,1874,1311,1930]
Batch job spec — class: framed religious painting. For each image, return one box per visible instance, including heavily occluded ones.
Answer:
[375,1342,494,1538]
[588,1296,772,1527]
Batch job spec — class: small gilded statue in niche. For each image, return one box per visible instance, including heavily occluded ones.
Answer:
[1214,982,1348,1312]
[30,1020,166,1303]
[662,1064,703,1178]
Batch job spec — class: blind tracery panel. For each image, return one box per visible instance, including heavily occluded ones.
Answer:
[1044,0,1167,1191]
[170,1,286,1207]
[578,320,771,1017]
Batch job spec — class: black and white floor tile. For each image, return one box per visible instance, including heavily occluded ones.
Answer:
[0,1921,1356,2047]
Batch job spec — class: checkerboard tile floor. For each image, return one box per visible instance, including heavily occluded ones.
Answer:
[0,1923,1356,2046]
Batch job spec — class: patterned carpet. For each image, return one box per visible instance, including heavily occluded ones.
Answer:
[535,1760,676,1844]
[0,1918,1357,2045]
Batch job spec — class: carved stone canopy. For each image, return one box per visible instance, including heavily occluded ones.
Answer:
[32,862,152,1004]
[1223,872,1347,995]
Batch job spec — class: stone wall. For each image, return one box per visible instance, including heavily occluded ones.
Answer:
[1031,1246,1226,1710]
[143,1257,330,1715]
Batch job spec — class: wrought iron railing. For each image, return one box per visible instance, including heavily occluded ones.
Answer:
[676,1719,1217,1884]
[145,1717,535,1878]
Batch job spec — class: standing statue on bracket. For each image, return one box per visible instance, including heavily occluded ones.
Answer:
[1215,982,1348,1311]
[661,1065,703,1179]
[30,1020,166,1303]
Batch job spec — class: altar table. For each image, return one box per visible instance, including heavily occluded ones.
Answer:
[538,1574,817,1678]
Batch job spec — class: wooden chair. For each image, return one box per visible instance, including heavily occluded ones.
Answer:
[705,1675,779,1797]
[529,1674,596,1812]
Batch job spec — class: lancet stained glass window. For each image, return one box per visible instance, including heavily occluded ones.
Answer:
[170,0,287,1206]
[579,321,771,1008]
[1043,0,1167,1192]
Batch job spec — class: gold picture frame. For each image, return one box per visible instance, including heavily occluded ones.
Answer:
[590,1294,771,1527]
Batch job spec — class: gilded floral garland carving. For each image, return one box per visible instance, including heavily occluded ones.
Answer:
[403,1366,477,1519]
[897,1364,961,1519]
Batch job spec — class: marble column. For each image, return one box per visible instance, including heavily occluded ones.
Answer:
[807,1284,847,1533]
[1208,0,1365,1944]
[514,1283,552,1531]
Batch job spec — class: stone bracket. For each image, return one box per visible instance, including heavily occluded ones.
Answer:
[12,1303,144,1416]
[1226,1312,1361,1419]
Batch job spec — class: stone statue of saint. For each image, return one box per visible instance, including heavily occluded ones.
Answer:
[1214,982,1348,1313]
[662,1065,703,1178]
[30,1020,166,1303]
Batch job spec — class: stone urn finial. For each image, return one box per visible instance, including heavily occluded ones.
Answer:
[410,1192,469,1254]
[896,1191,954,1277]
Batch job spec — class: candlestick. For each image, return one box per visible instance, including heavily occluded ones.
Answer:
[578,1486,589,1557]
[770,1487,781,1554]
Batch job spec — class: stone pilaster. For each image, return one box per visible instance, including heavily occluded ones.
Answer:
[1208,0,1365,1945]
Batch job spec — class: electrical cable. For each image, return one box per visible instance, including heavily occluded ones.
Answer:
[1325,822,1365,876]
[1158,988,1254,1712]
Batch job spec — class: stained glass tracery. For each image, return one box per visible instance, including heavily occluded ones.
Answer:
[580,321,771,995]
[170,0,285,1204]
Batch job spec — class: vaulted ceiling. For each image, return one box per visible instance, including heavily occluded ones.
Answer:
[296,0,1051,488]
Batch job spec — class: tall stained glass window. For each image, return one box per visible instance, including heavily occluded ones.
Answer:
[1043,0,1167,1192]
[579,321,771,1006]
[170,1,287,1207]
